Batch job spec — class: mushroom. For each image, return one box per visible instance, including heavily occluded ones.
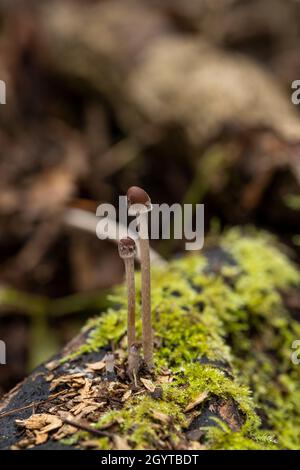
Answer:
[118,237,136,352]
[104,352,115,380]
[128,341,142,387]
[127,186,153,369]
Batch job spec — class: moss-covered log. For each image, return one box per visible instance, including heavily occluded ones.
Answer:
[0,229,300,450]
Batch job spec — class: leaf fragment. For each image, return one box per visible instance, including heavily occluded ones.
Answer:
[121,389,132,402]
[113,435,131,450]
[185,391,209,412]
[152,410,171,424]
[86,361,106,372]
[15,413,62,433]
[140,378,156,392]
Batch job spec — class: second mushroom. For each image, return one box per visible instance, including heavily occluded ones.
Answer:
[118,237,137,353]
[127,186,153,369]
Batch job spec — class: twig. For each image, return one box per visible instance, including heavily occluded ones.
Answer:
[63,207,167,267]
[0,390,67,420]
[60,417,112,438]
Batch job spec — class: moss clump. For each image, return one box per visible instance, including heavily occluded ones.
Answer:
[65,228,300,449]
[205,421,277,450]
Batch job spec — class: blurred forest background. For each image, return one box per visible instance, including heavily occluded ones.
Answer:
[0,0,300,395]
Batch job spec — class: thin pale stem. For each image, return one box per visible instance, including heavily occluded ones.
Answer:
[139,213,153,368]
[124,257,136,352]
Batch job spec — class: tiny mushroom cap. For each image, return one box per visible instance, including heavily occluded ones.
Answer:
[130,341,142,352]
[127,186,152,215]
[118,237,136,259]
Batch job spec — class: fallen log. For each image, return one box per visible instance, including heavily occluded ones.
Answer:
[0,229,300,450]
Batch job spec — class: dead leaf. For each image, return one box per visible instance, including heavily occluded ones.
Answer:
[71,402,86,416]
[113,435,131,450]
[140,378,156,392]
[49,373,85,391]
[152,410,171,424]
[78,405,102,419]
[16,413,62,433]
[34,432,48,445]
[121,390,132,402]
[80,379,92,398]
[12,438,33,450]
[185,391,209,412]
[107,382,118,392]
[46,360,60,371]
[52,424,77,441]
[42,420,63,434]
[86,361,106,372]
[157,375,172,383]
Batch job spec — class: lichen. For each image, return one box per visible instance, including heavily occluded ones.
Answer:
[64,228,300,449]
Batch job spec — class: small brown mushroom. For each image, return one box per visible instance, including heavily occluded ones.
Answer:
[127,186,153,369]
[128,341,142,387]
[118,237,137,352]
[104,352,115,376]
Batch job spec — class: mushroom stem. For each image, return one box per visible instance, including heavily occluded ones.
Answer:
[118,237,137,353]
[138,212,153,369]
[124,256,136,351]
[104,352,115,376]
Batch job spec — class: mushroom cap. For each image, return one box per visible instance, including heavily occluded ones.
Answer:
[127,186,152,215]
[104,352,115,360]
[130,341,142,352]
[118,237,136,259]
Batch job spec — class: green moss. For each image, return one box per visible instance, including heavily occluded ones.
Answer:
[284,194,300,211]
[205,421,277,450]
[65,228,300,449]
[97,396,185,449]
